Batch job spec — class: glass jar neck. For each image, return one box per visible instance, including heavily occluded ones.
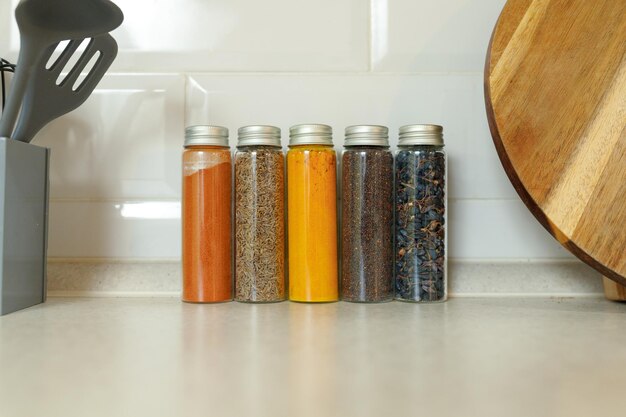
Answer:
[398,144,444,151]
[344,145,390,150]
[236,145,282,150]
[185,144,229,150]
[289,144,334,149]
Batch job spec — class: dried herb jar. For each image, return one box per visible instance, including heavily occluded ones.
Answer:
[182,126,232,303]
[341,125,394,303]
[287,124,339,302]
[395,124,447,302]
[234,126,286,303]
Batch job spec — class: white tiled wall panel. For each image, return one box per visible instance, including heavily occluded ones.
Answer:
[47,199,573,260]
[448,200,573,260]
[0,0,369,72]
[371,0,507,72]
[48,202,180,259]
[37,75,185,200]
[187,74,517,200]
[0,0,585,268]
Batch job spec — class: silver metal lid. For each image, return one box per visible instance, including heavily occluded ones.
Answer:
[184,125,229,147]
[289,124,333,146]
[344,125,389,147]
[398,124,444,146]
[237,125,281,147]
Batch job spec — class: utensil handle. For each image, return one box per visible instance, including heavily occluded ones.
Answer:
[0,39,41,138]
[0,36,51,138]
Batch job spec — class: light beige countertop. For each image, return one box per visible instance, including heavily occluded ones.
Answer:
[1,297,625,417]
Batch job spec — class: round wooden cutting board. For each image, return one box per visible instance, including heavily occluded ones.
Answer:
[485,0,626,285]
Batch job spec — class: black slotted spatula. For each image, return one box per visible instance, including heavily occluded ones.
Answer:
[11,34,118,143]
[0,0,123,139]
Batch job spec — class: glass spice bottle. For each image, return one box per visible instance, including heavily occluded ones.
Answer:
[287,124,339,302]
[395,124,447,302]
[234,125,286,303]
[182,126,232,303]
[341,125,394,303]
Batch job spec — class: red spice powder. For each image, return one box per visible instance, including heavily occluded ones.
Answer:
[182,148,232,302]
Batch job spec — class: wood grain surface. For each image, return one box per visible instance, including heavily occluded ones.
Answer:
[603,277,626,301]
[485,0,626,284]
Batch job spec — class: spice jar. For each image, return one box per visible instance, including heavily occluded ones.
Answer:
[182,125,232,303]
[395,124,447,302]
[341,125,394,303]
[287,124,338,302]
[234,125,286,303]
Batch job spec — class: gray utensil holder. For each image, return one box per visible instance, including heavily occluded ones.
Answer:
[0,137,49,315]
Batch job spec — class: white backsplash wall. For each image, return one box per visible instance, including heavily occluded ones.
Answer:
[0,0,602,293]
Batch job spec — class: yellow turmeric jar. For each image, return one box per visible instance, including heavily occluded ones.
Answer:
[287,124,338,302]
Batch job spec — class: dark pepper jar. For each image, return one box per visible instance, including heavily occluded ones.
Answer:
[394,124,447,302]
[341,125,394,303]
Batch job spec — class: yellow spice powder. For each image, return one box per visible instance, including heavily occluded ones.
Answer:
[287,145,338,302]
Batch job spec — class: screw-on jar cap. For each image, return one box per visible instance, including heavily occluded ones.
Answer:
[345,125,389,147]
[237,125,281,147]
[184,125,229,147]
[289,124,333,146]
[398,124,444,146]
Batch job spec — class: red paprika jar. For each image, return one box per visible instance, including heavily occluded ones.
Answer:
[182,125,232,303]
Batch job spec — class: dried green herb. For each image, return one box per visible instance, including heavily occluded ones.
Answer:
[395,147,446,302]
[341,148,394,302]
[235,147,285,302]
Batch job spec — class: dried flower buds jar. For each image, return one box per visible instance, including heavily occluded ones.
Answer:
[287,124,339,302]
[341,125,394,302]
[234,126,286,303]
[395,125,447,302]
[182,126,232,303]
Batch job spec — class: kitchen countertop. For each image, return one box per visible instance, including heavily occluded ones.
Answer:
[1,297,625,417]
